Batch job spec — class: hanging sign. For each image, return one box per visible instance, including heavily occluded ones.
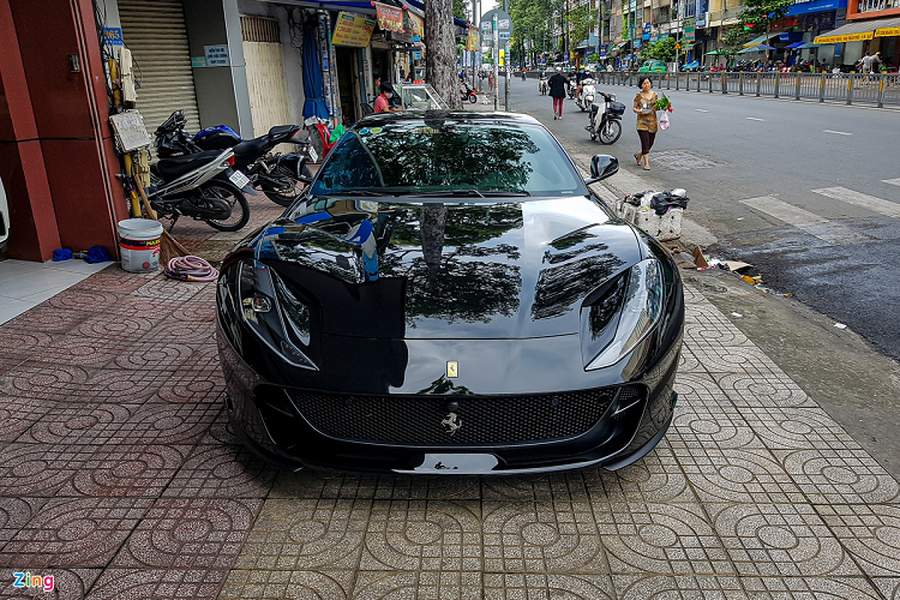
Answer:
[466,27,478,51]
[332,12,376,47]
[374,2,404,33]
[406,10,424,42]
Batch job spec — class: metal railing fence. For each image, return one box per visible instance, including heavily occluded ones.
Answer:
[589,71,900,108]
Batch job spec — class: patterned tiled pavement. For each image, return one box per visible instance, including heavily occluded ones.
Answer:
[1,192,900,600]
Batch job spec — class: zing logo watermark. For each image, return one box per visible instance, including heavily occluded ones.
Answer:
[12,572,55,593]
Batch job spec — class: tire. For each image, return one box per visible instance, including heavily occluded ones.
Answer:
[263,164,312,207]
[468,94,477,104]
[201,181,250,231]
[598,119,622,145]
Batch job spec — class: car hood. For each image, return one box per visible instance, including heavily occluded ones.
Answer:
[251,196,643,340]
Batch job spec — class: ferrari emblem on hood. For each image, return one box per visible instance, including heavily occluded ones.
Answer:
[447,361,458,378]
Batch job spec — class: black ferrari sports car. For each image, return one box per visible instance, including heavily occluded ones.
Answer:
[216,111,683,474]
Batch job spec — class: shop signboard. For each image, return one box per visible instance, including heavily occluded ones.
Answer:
[683,21,696,42]
[332,13,376,47]
[406,10,424,41]
[374,2,404,33]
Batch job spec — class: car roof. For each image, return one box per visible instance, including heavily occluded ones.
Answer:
[354,110,543,128]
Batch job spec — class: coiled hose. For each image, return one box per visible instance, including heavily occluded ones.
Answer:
[164,255,219,282]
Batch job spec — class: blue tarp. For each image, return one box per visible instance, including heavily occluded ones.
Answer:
[302,22,330,121]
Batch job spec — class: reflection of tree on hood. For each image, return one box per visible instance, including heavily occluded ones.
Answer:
[531,248,625,321]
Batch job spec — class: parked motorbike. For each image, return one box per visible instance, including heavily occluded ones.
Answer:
[575,77,597,112]
[154,111,316,207]
[585,91,625,145]
[147,148,250,232]
[460,82,478,104]
[539,76,548,95]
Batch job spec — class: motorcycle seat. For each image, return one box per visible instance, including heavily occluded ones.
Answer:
[267,124,298,141]
[232,136,272,157]
[156,150,228,181]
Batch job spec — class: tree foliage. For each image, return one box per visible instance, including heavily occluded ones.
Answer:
[722,0,794,48]
[638,37,676,62]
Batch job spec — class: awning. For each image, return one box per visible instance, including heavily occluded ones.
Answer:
[266,0,378,15]
[742,33,779,48]
[815,15,900,44]
[786,41,805,48]
[798,41,821,49]
[737,43,775,53]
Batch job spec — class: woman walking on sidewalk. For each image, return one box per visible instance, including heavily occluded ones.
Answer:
[547,68,570,120]
[633,76,658,171]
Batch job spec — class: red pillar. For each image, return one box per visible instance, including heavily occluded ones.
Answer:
[0,0,127,261]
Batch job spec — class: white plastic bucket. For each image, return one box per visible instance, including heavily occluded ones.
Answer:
[117,218,163,272]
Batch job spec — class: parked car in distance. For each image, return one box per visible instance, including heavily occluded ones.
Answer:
[682,60,701,72]
[215,111,685,475]
[638,59,667,73]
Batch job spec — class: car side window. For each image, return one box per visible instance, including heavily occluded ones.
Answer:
[312,134,381,193]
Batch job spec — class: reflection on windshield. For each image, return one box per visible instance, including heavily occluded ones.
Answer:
[311,119,586,197]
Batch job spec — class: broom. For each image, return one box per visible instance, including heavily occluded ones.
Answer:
[130,161,190,266]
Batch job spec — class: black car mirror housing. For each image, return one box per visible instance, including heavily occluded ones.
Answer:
[585,155,619,185]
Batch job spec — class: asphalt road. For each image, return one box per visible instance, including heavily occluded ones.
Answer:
[495,77,900,362]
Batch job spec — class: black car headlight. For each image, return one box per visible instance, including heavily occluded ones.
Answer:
[235,259,317,370]
[582,258,664,370]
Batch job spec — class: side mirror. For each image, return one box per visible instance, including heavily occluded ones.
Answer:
[585,154,619,185]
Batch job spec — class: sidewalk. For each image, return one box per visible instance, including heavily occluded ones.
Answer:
[1,160,899,599]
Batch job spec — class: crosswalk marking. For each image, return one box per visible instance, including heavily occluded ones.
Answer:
[883,178,900,188]
[812,187,900,218]
[740,196,869,244]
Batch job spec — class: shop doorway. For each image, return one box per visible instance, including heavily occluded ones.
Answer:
[335,47,361,125]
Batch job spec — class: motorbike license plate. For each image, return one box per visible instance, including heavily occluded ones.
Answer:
[228,170,250,188]
[307,146,319,163]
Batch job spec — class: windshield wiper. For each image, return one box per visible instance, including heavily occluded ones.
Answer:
[317,190,390,197]
[407,189,531,198]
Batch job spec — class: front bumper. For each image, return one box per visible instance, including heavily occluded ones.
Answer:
[216,322,682,474]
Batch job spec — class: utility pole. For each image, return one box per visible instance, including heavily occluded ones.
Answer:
[503,0,510,111]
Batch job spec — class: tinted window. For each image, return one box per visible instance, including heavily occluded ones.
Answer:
[310,120,586,197]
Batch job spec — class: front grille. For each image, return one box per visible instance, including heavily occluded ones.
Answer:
[286,386,643,446]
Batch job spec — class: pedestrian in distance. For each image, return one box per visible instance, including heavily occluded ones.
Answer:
[488,71,495,91]
[547,68,570,120]
[633,76,659,171]
[857,52,874,74]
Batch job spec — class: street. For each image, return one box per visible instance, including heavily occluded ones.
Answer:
[502,74,900,362]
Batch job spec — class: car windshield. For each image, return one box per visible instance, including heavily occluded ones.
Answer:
[309,117,587,198]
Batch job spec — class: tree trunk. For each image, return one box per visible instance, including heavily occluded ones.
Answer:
[425,0,462,109]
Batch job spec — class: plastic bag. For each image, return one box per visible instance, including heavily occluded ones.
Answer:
[649,188,689,215]
[329,123,347,144]
[658,111,670,131]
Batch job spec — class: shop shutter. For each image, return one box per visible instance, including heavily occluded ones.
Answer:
[118,0,201,135]
[241,16,293,139]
